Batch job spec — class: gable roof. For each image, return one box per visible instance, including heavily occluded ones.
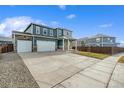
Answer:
[24,23,73,32]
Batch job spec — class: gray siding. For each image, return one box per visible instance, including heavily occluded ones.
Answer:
[33,25,57,37]
[25,25,33,34]
[25,23,73,39]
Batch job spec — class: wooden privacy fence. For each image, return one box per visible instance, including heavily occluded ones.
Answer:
[0,44,14,53]
[72,46,124,55]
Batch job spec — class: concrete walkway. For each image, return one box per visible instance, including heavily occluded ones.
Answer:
[108,53,124,88]
[56,53,124,88]
[19,52,124,88]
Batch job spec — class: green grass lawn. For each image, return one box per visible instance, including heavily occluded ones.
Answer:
[118,56,124,63]
[77,51,110,60]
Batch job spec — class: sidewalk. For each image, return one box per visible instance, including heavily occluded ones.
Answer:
[55,53,124,88]
[108,53,124,87]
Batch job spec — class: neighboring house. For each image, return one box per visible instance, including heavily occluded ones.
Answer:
[12,23,76,53]
[77,34,119,47]
[0,36,13,45]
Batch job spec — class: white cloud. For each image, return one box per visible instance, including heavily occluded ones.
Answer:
[66,14,76,19]
[58,5,66,10]
[0,16,44,37]
[99,23,112,28]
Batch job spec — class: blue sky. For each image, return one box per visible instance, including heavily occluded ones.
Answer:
[0,5,124,44]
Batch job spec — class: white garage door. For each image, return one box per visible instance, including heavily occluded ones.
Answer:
[17,40,32,53]
[37,40,56,52]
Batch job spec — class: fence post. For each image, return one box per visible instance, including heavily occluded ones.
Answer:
[111,47,113,55]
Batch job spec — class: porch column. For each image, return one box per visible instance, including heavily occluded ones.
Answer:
[63,39,65,51]
[75,40,77,51]
[13,33,16,51]
[32,35,34,52]
[68,39,70,51]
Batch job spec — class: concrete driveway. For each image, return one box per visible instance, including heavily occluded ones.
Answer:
[19,52,100,88]
[19,52,124,88]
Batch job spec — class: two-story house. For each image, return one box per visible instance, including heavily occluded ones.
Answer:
[12,23,76,53]
[77,34,119,47]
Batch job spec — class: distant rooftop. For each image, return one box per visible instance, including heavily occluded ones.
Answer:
[89,34,114,38]
[79,34,115,40]
[0,36,13,42]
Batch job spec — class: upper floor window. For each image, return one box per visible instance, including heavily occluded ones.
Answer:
[67,31,71,36]
[110,39,113,43]
[67,32,69,35]
[58,29,62,36]
[43,28,48,35]
[107,38,111,41]
[96,38,100,42]
[49,29,54,36]
[36,26,40,34]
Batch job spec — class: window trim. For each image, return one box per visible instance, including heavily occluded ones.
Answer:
[36,26,40,34]
[43,28,48,35]
[49,29,54,36]
[58,29,62,36]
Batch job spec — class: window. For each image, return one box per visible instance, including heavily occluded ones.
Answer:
[36,26,40,34]
[96,38,100,42]
[107,38,111,40]
[66,31,69,35]
[58,29,62,36]
[43,28,48,35]
[49,29,54,36]
[67,32,71,36]
[110,40,113,43]
[64,30,69,36]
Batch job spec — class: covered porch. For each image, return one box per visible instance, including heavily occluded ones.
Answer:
[57,37,77,51]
